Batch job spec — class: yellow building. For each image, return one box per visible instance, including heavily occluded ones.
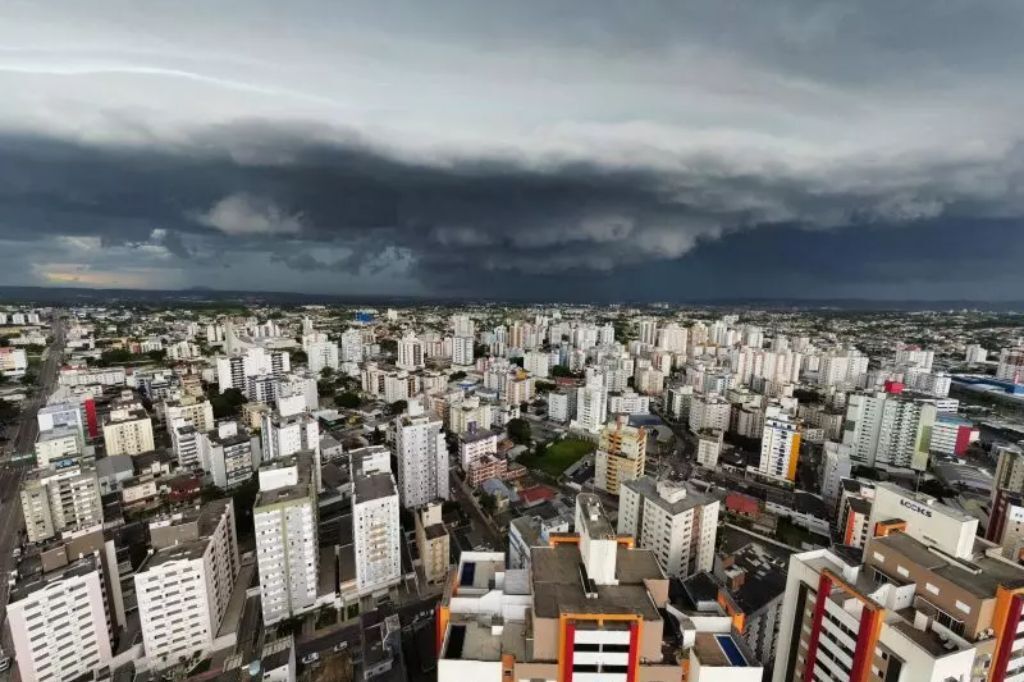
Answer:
[594,416,647,495]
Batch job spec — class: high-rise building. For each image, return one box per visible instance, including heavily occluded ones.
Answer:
[452,335,474,366]
[216,347,290,393]
[350,447,402,596]
[135,500,240,666]
[200,421,258,489]
[594,417,647,495]
[638,317,659,346]
[260,409,320,489]
[436,494,762,681]
[617,476,719,578]
[303,333,339,375]
[163,395,215,435]
[523,350,550,378]
[688,393,731,433]
[171,421,201,470]
[7,555,113,682]
[842,391,936,470]
[340,328,364,365]
[254,452,318,625]
[103,404,155,456]
[757,409,802,482]
[695,428,724,468]
[656,322,687,353]
[997,347,1024,384]
[773,486,1024,682]
[451,314,475,338]
[21,463,103,542]
[965,343,988,364]
[396,333,425,371]
[820,441,853,507]
[415,502,450,585]
[393,404,448,508]
[572,379,607,433]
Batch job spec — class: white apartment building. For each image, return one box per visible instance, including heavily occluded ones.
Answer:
[34,427,83,467]
[351,451,402,596]
[572,380,607,433]
[7,556,112,682]
[695,428,723,468]
[201,421,257,489]
[546,390,574,423]
[254,453,319,625]
[393,405,449,508]
[965,343,988,364]
[757,409,802,482]
[451,335,474,366]
[817,350,869,387]
[997,347,1024,383]
[656,322,688,353]
[396,333,425,371]
[340,328,364,365]
[618,476,719,579]
[216,347,290,393]
[607,390,650,415]
[523,350,550,378]
[688,394,731,433]
[37,401,85,439]
[103,405,155,456]
[820,441,853,507]
[171,421,201,470]
[458,429,498,470]
[842,392,936,470]
[135,500,240,667]
[303,334,339,375]
[448,396,493,434]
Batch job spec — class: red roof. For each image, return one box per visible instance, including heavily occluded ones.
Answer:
[725,492,760,515]
[519,485,557,504]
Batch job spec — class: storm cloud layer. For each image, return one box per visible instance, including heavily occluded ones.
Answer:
[1,0,1024,299]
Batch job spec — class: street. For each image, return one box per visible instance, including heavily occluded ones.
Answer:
[10,315,65,457]
[0,312,64,650]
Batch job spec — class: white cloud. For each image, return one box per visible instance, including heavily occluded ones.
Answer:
[197,193,303,235]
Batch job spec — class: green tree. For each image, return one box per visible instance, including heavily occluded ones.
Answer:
[210,388,247,419]
[291,349,308,365]
[320,366,335,380]
[335,392,361,409]
[506,418,531,445]
[146,349,167,362]
[480,492,497,514]
[388,399,408,416]
[449,370,467,381]
[551,365,575,378]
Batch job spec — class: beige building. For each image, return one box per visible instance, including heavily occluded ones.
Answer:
[103,405,155,455]
[163,395,215,434]
[415,502,450,585]
[594,417,647,495]
[21,464,103,543]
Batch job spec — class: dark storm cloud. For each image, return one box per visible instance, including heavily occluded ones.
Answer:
[3,122,1024,297]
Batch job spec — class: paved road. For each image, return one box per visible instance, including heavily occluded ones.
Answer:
[449,470,503,549]
[11,315,65,457]
[0,313,64,652]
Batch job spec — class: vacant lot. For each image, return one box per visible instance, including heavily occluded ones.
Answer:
[520,439,595,477]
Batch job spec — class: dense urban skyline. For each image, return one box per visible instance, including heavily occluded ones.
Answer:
[3,1,1024,299]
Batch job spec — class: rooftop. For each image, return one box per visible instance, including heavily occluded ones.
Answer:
[530,543,664,621]
[354,472,397,503]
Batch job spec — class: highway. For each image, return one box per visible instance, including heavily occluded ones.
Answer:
[0,313,64,650]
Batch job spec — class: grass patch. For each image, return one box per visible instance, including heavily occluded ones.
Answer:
[519,439,595,477]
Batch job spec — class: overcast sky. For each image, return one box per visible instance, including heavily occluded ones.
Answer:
[2,0,1023,301]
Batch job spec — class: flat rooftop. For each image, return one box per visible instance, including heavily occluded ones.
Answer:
[530,543,663,621]
[354,472,397,502]
[869,532,1024,599]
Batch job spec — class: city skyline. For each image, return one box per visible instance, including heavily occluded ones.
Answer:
[2,1,1024,300]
